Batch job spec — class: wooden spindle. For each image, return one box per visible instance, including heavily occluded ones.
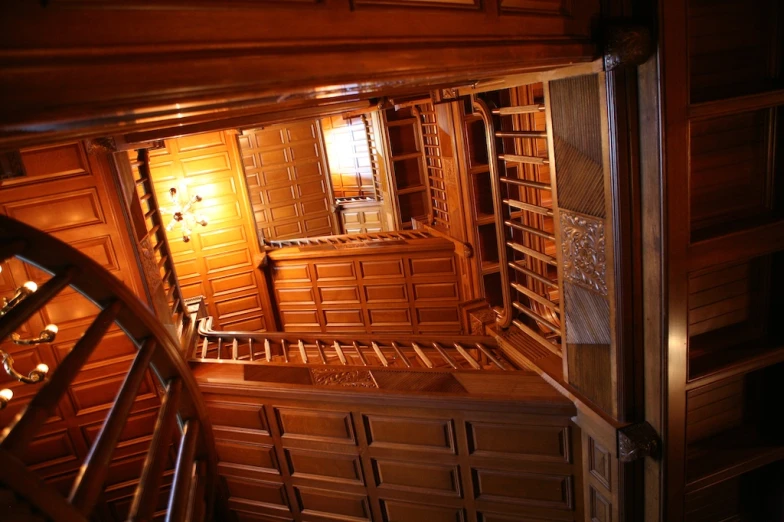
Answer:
[391,342,412,367]
[432,342,458,369]
[282,340,289,363]
[264,338,271,362]
[475,343,507,370]
[249,338,255,361]
[217,338,222,360]
[352,341,368,366]
[453,343,482,370]
[316,340,327,364]
[333,341,347,365]
[128,378,183,521]
[69,338,157,514]
[298,340,308,363]
[371,342,388,367]
[201,336,209,359]
[411,342,433,368]
[0,301,123,453]
[166,419,200,522]
[231,338,238,360]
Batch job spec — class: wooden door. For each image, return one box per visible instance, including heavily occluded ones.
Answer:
[147,130,274,331]
[240,120,339,240]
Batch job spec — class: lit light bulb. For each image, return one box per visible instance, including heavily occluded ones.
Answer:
[22,281,38,293]
[0,388,13,401]
[44,324,58,335]
[35,363,49,375]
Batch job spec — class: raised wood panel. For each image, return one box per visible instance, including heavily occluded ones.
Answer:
[467,422,569,463]
[472,468,573,510]
[240,121,337,241]
[688,0,781,103]
[686,376,745,444]
[364,415,456,454]
[380,500,465,522]
[17,142,90,184]
[286,449,364,485]
[373,459,460,496]
[276,407,356,445]
[295,486,371,521]
[321,116,377,199]
[147,130,272,330]
[690,109,775,239]
[5,188,105,233]
[218,440,280,473]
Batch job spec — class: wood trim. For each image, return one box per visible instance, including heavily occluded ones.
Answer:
[688,88,784,120]
[687,220,784,271]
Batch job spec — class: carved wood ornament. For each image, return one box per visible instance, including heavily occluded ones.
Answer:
[310,368,378,388]
[560,210,607,295]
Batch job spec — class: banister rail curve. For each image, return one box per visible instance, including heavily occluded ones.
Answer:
[0,215,218,522]
[474,98,513,328]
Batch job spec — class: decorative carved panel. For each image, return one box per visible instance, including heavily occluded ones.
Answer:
[311,368,378,388]
[560,210,607,296]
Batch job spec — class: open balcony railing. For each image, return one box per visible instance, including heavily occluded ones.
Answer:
[194,316,512,371]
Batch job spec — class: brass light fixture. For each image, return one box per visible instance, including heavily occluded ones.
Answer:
[0,266,57,409]
[166,186,208,243]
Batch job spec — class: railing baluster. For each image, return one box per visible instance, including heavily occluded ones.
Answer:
[453,343,482,370]
[298,340,308,363]
[69,338,157,514]
[264,338,271,362]
[201,336,209,359]
[316,340,327,364]
[231,338,238,360]
[352,341,368,366]
[432,342,458,369]
[282,339,289,363]
[391,342,411,367]
[166,419,200,522]
[411,342,433,368]
[512,301,561,334]
[371,342,388,367]
[333,341,347,365]
[217,338,222,360]
[475,343,507,370]
[249,338,255,361]
[0,301,123,453]
[128,378,183,521]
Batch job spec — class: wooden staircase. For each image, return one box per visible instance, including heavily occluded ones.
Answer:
[0,215,218,522]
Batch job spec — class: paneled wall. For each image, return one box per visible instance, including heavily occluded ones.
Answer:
[198,373,581,522]
[240,121,338,241]
[0,142,164,520]
[269,237,464,334]
[147,131,273,331]
[658,0,784,519]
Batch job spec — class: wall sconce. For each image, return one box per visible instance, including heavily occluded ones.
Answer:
[11,323,58,345]
[166,187,208,243]
[1,280,37,316]
[1,352,48,384]
[0,388,12,410]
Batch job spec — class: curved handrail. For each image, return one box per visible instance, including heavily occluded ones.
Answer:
[0,215,218,521]
[473,98,513,328]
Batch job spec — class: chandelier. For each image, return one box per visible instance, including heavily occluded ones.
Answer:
[166,187,208,243]
[0,266,58,410]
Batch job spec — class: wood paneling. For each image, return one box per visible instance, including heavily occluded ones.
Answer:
[240,121,337,241]
[269,237,463,334]
[147,130,272,330]
[688,0,781,104]
[198,375,580,522]
[339,199,386,234]
[0,141,160,521]
[690,109,777,239]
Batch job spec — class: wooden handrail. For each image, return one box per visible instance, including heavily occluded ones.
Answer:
[0,215,218,521]
[195,316,513,371]
[474,98,513,328]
